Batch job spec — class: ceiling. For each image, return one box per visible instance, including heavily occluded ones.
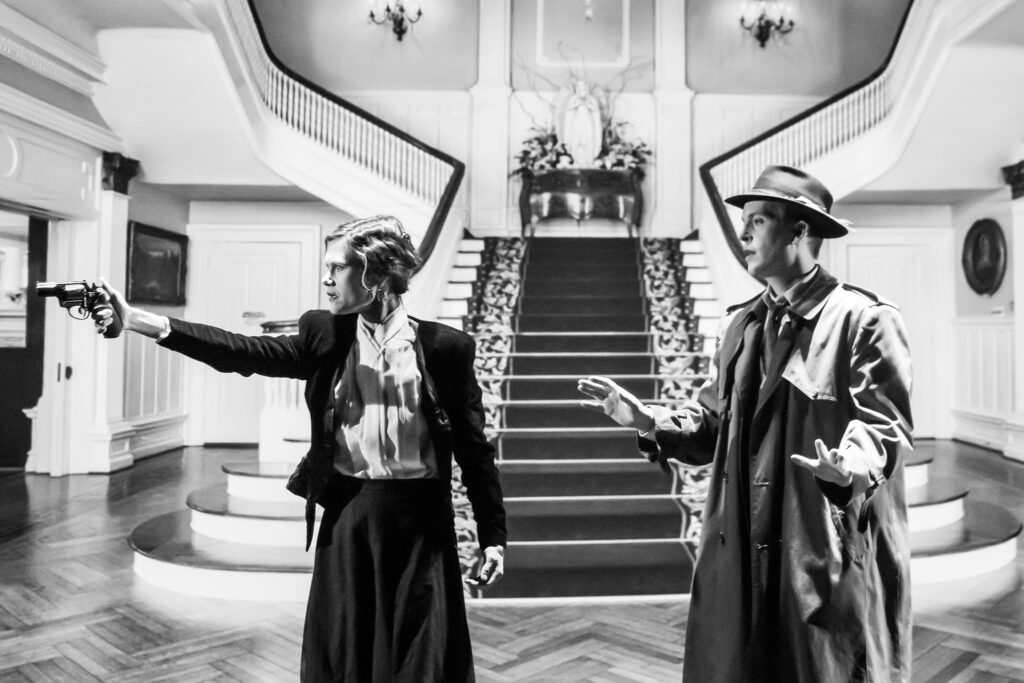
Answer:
[5,0,1024,208]
[1,0,192,53]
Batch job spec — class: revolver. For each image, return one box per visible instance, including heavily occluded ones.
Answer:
[36,281,123,339]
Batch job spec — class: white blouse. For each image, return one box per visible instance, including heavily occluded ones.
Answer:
[332,306,437,479]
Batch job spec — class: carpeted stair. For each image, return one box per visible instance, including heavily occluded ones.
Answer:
[467,236,708,599]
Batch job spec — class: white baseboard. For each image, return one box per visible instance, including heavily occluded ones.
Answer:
[129,413,188,459]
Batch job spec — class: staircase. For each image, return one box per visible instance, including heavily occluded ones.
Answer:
[463,236,712,599]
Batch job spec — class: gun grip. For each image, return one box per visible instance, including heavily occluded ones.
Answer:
[98,304,123,339]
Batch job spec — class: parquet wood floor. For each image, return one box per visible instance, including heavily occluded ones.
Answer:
[0,441,1021,682]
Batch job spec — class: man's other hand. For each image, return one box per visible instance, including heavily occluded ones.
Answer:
[577,375,655,432]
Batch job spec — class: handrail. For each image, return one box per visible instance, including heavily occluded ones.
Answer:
[223,0,464,263]
[698,0,917,265]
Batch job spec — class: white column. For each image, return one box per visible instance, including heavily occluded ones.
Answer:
[27,191,135,475]
[1004,194,1024,462]
[469,0,512,236]
[651,0,695,238]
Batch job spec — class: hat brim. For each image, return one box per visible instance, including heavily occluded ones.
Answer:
[724,190,850,238]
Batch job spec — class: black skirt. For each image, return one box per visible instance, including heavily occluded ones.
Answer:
[301,476,474,683]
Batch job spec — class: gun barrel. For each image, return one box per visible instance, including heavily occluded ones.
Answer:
[36,281,61,297]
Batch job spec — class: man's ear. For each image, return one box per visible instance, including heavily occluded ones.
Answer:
[791,219,810,244]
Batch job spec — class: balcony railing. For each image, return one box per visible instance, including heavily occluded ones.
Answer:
[222,0,464,262]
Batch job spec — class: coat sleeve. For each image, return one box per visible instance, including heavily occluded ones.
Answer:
[637,317,728,468]
[448,335,507,551]
[158,311,316,380]
[818,303,913,506]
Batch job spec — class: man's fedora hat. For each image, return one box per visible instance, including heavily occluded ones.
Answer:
[724,165,851,238]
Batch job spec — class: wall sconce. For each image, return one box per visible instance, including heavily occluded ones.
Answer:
[740,1,795,48]
[369,1,422,41]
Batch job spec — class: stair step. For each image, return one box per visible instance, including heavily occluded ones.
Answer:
[526,263,639,280]
[497,428,642,460]
[524,280,643,297]
[905,450,933,489]
[504,403,637,429]
[682,253,706,268]
[692,300,720,317]
[519,296,643,316]
[482,540,693,598]
[514,333,652,353]
[188,485,310,546]
[224,461,295,501]
[505,495,682,541]
[907,478,967,531]
[438,317,463,331]
[910,501,1021,584]
[528,237,637,253]
[498,460,670,497]
[461,239,485,252]
[450,266,479,283]
[498,375,658,401]
[508,354,656,375]
[517,313,648,332]
[684,267,711,284]
[679,240,703,253]
[445,282,473,299]
[441,299,468,317]
[454,251,481,267]
[130,510,313,601]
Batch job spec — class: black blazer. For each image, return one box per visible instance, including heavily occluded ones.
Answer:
[160,310,507,552]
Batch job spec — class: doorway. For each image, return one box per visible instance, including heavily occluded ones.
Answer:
[0,214,47,469]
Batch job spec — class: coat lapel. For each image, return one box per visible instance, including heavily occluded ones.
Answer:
[717,299,765,401]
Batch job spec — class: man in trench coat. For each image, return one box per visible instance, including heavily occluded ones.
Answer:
[579,165,913,682]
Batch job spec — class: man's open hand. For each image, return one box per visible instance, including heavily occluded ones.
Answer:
[577,376,654,432]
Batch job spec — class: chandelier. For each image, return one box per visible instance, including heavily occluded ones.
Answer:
[740,1,795,48]
[369,1,422,42]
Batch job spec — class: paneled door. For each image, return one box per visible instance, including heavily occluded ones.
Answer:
[185,225,320,444]
[825,228,955,439]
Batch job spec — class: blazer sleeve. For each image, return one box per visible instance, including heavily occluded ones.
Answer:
[448,335,507,550]
[158,310,317,380]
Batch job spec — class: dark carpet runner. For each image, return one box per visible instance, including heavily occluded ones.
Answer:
[468,236,707,599]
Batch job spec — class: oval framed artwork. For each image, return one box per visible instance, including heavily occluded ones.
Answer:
[962,218,1007,296]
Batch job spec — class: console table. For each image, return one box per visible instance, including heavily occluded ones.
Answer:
[518,168,643,237]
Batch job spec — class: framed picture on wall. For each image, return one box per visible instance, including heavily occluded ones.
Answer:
[126,222,188,305]
[961,218,1007,296]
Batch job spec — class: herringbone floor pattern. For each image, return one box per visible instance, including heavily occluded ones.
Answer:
[0,442,1022,682]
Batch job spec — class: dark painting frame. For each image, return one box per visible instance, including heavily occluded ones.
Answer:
[962,218,1007,296]
[127,222,188,305]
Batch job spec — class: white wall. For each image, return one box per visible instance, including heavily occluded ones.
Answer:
[188,201,354,313]
[823,203,956,440]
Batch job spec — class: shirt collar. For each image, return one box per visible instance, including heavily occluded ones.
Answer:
[760,265,838,321]
[358,304,415,350]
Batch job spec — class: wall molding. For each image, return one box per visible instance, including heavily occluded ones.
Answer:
[0,31,95,96]
[0,4,106,82]
[0,81,122,153]
[536,0,630,68]
[129,413,188,459]
[951,315,1017,455]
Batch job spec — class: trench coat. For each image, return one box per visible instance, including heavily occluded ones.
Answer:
[158,310,507,553]
[640,267,913,682]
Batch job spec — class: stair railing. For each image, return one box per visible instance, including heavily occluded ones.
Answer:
[222,0,464,263]
[699,1,918,266]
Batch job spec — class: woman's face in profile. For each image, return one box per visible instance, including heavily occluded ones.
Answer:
[322,240,375,315]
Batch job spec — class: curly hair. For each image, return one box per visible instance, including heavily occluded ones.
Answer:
[325,215,422,300]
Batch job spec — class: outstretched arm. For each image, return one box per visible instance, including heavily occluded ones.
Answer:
[578,374,720,468]
[92,278,310,380]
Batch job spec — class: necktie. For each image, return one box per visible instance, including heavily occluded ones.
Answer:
[763,300,791,374]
